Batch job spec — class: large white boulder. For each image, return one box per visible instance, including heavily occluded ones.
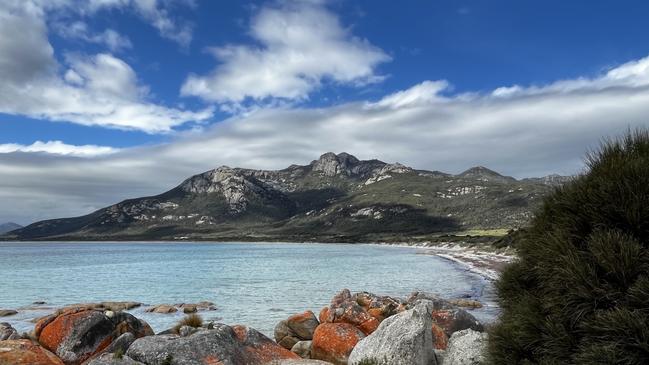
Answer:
[348,301,436,365]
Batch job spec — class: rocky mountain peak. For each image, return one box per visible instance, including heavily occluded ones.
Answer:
[311,152,361,177]
[458,166,515,182]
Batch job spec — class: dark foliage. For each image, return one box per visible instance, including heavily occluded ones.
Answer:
[488,131,649,364]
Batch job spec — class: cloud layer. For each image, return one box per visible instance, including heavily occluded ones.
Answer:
[4,54,649,224]
[0,1,212,133]
[181,1,390,104]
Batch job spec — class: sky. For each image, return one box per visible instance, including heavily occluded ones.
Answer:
[2,0,649,224]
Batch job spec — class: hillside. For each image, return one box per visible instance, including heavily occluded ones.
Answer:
[0,222,22,234]
[5,153,565,242]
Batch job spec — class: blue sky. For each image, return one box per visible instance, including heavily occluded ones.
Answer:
[2,0,649,223]
[3,0,649,147]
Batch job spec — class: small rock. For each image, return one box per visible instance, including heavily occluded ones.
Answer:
[443,329,488,365]
[144,304,177,313]
[33,301,47,305]
[0,310,17,317]
[275,311,319,349]
[0,322,20,341]
[183,305,197,313]
[291,340,312,359]
[0,339,64,365]
[311,323,365,365]
[348,301,436,365]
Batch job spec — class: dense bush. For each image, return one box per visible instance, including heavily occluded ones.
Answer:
[488,131,649,364]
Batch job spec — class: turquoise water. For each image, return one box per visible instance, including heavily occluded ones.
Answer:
[0,242,495,335]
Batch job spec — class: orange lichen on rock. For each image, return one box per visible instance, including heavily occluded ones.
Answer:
[311,323,365,365]
[0,339,64,365]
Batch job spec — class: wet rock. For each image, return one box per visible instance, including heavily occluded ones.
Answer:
[291,340,312,359]
[86,352,144,365]
[448,299,483,309]
[443,329,487,365]
[127,324,299,365]
[0,310,17,317]
[0,339,64,365]
[324,289,379,335]
[275,311,319,349]
[311,323,365,365]
[0,323,20,341]
[35,308,151,365]
[99,302,142,312]
[33,301,47,305]
[58,302,141,313]
[348,301,436,365]
[144,304,177,314]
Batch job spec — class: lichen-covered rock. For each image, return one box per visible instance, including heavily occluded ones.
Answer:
[324,290,379,335]
[291,340,312,359]
[448,299,483,309]
[430,309,483,337]
[353,292,403,321]
[36,308,115,365]
[35,308,152,365]
[0,323,20,341]
[127,324,299,365]
[311,323,365,365]
[348,302,436,365]
[0,339,64,365]
[275,311,319,349]
[443,329,487,365]
[86,352,144,365]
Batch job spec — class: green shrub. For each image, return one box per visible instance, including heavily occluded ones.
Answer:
[488,130,649,364]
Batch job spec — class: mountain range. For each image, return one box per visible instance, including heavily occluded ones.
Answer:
[3,153,570,242]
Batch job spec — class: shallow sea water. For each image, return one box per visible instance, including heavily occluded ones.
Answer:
[0,241,497,335]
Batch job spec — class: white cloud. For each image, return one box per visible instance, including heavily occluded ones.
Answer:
[371,80,450,109]
[55,21,132,52]
[4,54,649,224]
[0,1,212,133]
[84,0,194,46]
[181,1,390,104]
[0,141,119,157]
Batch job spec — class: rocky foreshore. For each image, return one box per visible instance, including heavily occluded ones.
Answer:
[0,290,488,365]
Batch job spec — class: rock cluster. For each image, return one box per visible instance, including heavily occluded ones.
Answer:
[0,291,487,365]
[272,289,487,365]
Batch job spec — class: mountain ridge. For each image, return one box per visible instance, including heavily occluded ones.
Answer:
[5,153,569,242]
